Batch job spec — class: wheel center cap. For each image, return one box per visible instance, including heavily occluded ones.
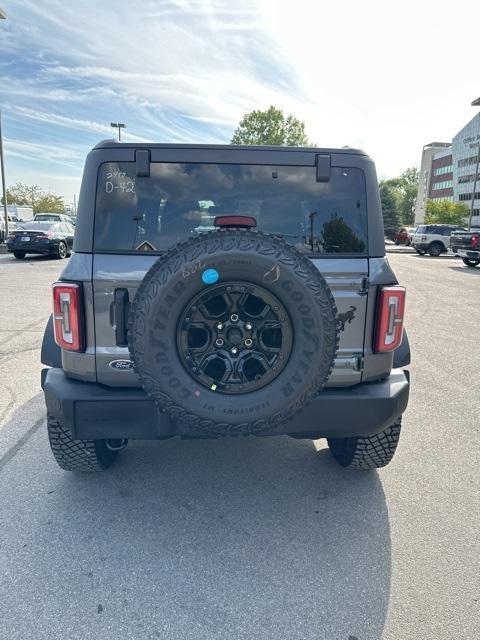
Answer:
[227,327,243,345]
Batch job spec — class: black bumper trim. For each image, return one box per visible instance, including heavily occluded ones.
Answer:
[42,368,410,440]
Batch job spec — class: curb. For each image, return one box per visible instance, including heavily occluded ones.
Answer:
[385,247,415,254]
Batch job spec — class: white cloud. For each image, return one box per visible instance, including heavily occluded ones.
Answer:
[11,106,152,142]
[2,0,480,201]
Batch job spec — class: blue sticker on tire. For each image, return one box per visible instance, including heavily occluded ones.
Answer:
[202,268,219,285]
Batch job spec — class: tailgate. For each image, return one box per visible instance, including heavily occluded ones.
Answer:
[93,255,369,388]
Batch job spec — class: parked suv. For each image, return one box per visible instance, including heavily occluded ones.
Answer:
[41,142,410,473]
[411,224,464,256]
[34,213,75,226]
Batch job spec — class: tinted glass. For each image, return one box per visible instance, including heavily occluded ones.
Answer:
[35,214,59,221]
[416,226,426,234]
[94,162,368,255]
[18,221,56,230]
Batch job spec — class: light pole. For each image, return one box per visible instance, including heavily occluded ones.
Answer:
[0,111,8,241]
[110,122,126,142]
[468,97,480,231]
[0,11,8,241]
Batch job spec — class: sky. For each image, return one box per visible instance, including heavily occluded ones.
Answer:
[0,0,479,207]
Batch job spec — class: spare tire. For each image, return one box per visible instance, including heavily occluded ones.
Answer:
[128,230,338,435]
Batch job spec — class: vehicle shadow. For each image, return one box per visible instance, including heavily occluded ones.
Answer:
[410,253,458,260]
[41,435,392,639]
[2,253,62,264]
[448,265,480,275]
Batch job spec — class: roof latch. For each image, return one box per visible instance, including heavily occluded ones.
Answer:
[135,149,150,177]
[316,154,331,182]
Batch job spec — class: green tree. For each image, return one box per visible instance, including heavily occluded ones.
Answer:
[231,106,312,146]
[34,193,64,214]
[383,167,419,225]
[379,182,400,233]
[3,182,43,207]
[425,200,468,226]
[321,214,366,253]
[2,182,64,213]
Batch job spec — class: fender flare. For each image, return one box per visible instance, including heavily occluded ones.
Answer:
[393,330,410,368]
[41,315,62,368]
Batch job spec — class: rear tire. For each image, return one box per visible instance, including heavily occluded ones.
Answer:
[57,241,67,259]
[462,257,480,267]
[416,249,426,255]
[428,242,443,257]
[47,414,120,472]
[13,251,26,259]
[327,418,402,469]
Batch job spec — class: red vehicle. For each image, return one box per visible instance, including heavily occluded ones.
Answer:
[395,227,416,245]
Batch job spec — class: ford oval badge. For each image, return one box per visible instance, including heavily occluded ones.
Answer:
[109,359,133,371]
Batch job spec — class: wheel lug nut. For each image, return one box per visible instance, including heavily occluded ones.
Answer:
[230,347,238,355]
[244,338,253,347]
[245,322,253,330]
[215,338,224,347]
[216,322,224,331]
[230,314,239,323]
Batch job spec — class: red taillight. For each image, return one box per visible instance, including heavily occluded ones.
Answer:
[214,215,257,228]
[374,286,406,353]
[471,234,479,248]
[52,283,84,351]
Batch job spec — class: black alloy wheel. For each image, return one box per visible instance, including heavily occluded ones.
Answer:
[177,282,292,394]
[428,242,442,257]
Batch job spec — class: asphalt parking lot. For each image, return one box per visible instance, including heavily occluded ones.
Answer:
[0,251,479,640]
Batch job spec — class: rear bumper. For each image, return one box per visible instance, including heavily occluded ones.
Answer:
[7,241,57,254]
[42,367,410,440]
[451,247,480,259]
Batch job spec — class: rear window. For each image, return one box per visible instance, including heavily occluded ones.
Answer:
[35,214,59,221]
[18,221,56,230]
[94,162,368,255]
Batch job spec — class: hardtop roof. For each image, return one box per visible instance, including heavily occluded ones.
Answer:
[92,139,368,156]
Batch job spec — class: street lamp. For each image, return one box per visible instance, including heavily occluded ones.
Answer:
[0,10,8,241]
[110,122,126,142]
[468,97,480,230]
[0,111,8,242]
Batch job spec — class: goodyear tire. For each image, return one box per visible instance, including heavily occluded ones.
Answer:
[47,414,119,472]
[128,230,339,435]
[327,418,402,469]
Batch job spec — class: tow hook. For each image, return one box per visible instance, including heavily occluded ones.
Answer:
[106,438,129,452]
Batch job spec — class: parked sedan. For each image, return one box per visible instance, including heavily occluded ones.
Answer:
[6,221,74,259]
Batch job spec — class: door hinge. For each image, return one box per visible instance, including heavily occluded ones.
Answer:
[359,277,369,295]
[334,355,364,372]
[356,355,364,372]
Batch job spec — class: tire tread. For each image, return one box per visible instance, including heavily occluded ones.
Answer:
[128,229,339,436]
[47,414,116,472]
[327,418,402,469]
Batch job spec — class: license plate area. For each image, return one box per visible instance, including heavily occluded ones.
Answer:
[21,236,31,242]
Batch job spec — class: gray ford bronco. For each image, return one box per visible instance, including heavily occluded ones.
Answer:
[41,142,410,472]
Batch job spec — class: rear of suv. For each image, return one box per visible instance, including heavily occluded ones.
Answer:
[411,223,464,256]
[41,142,410,473]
